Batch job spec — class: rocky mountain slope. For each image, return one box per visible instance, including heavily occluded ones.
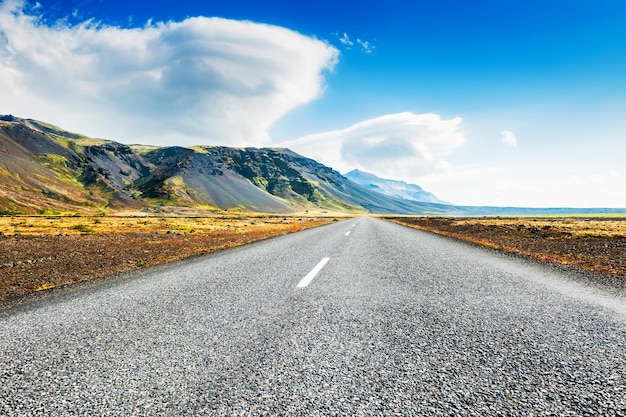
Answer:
[0,115,456,215]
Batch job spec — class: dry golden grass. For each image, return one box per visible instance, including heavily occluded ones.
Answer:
[388,216,626,279]
[449,217,626,238]
[0,214,341,301]
[0,214,328,236]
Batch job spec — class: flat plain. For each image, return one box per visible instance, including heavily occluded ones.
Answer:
[0,214,338,301]
[2,214,625,302]
[389,216,626,280]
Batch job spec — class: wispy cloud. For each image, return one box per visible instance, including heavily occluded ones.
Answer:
[0,0,339,146]
[282,112,465,180]
[501,130,518,146]
[336,32,374,53]
[339,32,353,48]
[356,38,374,54]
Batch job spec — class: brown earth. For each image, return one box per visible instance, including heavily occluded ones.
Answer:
[0,215,339,301]
[388,217,626,279]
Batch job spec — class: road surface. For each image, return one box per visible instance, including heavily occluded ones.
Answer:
[1,217,625,415]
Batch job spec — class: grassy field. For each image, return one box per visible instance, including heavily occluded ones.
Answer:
[441,217,626,238]
[0,214,323,236]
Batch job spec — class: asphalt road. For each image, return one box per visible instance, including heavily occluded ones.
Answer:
[1,217,625,416]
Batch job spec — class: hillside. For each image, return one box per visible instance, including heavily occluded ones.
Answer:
[0,115,455,215]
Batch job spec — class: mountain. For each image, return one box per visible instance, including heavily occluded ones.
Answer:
[2,115,623,216]
[0,115,133,213]
[0,115,457,215]
[344,169,449,204]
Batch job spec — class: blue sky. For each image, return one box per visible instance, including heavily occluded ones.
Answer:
[1,0,625,207]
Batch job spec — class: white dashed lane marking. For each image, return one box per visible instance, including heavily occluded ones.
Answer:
[296,257,330,288]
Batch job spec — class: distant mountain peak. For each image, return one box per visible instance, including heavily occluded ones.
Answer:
[344,169,449,205]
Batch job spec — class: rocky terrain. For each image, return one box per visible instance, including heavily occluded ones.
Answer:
[0,215,337,301]
[389,216,626,280]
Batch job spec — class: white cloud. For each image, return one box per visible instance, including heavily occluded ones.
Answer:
[336,32,374,53]
[0,0,339,146]
[501,130,518,146]
[414,152,626,208]
[356,38,374,54]
[282,112,466,180]
[432,167,626,208]
[339,32,353,48]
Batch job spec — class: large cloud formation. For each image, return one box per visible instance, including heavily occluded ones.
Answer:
[0,0,338,146]
[283,112,466,179]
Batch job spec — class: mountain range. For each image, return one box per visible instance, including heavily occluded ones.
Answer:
[1,115,623,216]
[0,115,458,215]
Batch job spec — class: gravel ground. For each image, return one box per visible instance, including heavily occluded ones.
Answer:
[1,218,625,415]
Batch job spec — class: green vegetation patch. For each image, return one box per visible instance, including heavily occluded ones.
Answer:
[38,209,62,215]
[71,223,93,234]
[0,198,26,215]
[36,153,69,167]
[171,224,195,232]
[0,165,13,178]
[129,144,160,155]
[190,146,210,154]
[194,204,223,212]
